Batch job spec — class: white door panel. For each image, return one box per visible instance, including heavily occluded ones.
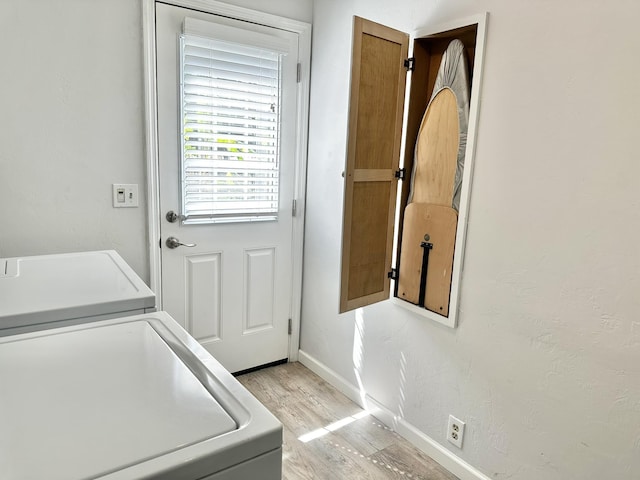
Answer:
[156,2,297,373]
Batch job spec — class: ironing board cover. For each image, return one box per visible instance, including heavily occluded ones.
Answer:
[408,39,470,211]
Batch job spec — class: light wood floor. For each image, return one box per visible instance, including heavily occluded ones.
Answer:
[237,362,458,480]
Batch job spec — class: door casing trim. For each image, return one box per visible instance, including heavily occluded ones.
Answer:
[142,0,311,362]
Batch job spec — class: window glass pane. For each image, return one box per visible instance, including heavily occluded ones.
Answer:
[180,34,282,224]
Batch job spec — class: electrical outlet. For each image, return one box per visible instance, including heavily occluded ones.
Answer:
[447,415,465,449]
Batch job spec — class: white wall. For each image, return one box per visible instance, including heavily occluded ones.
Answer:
[0,0,311,282]
[302,1,640,479]
[212,0,312,23]
[0,0,148,277]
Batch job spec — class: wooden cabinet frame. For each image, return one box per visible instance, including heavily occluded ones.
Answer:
[340,14,488,328]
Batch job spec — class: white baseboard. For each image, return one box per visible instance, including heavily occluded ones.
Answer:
[297,350,365,407]
[297,349,492,480]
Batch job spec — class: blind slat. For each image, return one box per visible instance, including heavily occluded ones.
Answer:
[184,94,275,114]
[184,122,275,135]
[184,103,276,121]
[184,153,276,163]
[184,137,276,145]
[184,58,278,78]
[185,113,275,129]
[184,85,277,105]
[184,45,279,68]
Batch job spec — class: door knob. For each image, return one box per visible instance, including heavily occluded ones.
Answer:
[166,210,184,223]
[165,237,196,249]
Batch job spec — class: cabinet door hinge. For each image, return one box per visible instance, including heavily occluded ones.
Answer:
[404,57,415,71]
[288,318,293,335]
[292,199,297,217]
[387,268,398,280]
[297,63,301,83]
[395,168,406,180]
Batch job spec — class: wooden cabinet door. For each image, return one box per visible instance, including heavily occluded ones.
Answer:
[339,17,409,313]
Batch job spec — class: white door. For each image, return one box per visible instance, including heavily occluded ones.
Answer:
[156,3,299,373]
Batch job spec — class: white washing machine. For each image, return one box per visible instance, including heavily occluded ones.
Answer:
[0,250,155,336]
[0,311,283,479]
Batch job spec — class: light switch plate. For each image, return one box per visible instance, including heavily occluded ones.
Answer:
[112,184,139,208]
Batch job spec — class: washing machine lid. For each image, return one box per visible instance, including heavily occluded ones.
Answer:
[0,318,239,480]
[0,250,155,330]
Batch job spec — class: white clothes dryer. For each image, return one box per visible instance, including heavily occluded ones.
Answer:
[0,250,155,336]
[0,311,282,479]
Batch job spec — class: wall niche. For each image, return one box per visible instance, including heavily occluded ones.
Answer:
[339,14,487,327]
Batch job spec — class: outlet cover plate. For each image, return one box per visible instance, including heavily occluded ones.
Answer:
[447,415,465,449]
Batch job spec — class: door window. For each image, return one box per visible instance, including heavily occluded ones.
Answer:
[180,18,286,224]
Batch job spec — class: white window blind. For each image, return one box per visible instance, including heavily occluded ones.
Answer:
[179,27,283,223]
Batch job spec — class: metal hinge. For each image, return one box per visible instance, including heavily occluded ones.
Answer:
[292,199,297,217]
[288,318,292,335]
[297,63,301,83]
[395,168,406,180]
[387,268,398,280]
[404,57,415,71]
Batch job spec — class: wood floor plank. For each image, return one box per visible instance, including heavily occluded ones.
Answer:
[334,416,400,456]
[237,362,459,480]
[370,443,459,480]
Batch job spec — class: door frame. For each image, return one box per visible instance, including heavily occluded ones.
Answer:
[142,0,311,362]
